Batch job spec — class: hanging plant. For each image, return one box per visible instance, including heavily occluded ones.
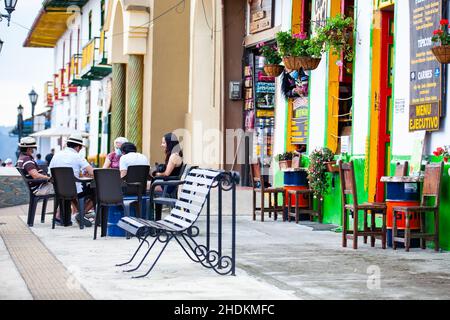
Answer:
[275,151,294,170]
[275,31,324,71]
[257,42,284,77]
[307,147,335,200]
[431,19,450,64]
[316,15,354,63]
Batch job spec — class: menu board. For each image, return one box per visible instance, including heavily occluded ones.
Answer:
[291,97,309,145]
[409,0,442,131]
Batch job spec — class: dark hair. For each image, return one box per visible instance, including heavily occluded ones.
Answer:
[120,142,137,155]
[36,153,41,159]
[163,133,183,164]
[67,142,82,149]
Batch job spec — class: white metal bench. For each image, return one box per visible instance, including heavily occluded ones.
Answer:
[116,168,222,278]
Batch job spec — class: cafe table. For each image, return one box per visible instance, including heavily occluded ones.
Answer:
[380,175,423,247]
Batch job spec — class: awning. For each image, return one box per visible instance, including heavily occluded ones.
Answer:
[30,126,89,138]
[23,1,90,48]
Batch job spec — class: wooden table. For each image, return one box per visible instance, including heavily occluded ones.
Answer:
[380,175,423,247]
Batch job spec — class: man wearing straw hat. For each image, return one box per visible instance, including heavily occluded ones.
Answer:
[16,137,54,196]
[49,134,95,227]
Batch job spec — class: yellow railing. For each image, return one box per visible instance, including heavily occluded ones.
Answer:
[81,38,95,73]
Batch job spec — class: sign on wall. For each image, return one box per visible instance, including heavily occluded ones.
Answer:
[249,0,274,34]
[291,97,309,145]
[409,0,442,131]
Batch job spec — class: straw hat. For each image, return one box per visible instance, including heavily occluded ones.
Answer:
[18,137,38,148]
[66,134,86,147]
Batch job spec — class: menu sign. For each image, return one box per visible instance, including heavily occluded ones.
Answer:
[291,97,309,145]
[409,0,442,131]
[249,0,273,34]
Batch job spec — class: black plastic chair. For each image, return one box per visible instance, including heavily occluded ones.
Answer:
[51,167,86,229]
[16,168,55,227]
[123,165,150,219]
[94,169,135,240]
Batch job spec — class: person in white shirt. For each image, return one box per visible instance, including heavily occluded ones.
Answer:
[119,142,149,178]
[49,134,95,226]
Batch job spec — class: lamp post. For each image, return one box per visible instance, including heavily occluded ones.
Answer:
[16,104,23,159]
[29,88,38,133]
[0,39,3,54]
[0,0,18,26]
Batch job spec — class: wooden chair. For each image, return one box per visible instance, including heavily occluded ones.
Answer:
[392,162,443,252]
[251,162,285,222]
[339,161,387,249]
[287,187,323,223]
[395,161,408,177]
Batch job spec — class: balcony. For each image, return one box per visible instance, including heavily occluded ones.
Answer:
[44,81,54,107]
[70,54,90,87]
[81,34,112,81]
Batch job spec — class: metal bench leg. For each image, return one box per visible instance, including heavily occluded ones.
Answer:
[124,236,159,273]
[116,234,151,267]
[132,237,173,278]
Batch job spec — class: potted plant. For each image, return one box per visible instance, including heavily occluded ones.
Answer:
[307,147,335,200]
[433,146,449,162]
[431,19,450,64]
[257,42,284,77]
[275,31,324,71]
[316,15,354,64]
[275,151,294,170]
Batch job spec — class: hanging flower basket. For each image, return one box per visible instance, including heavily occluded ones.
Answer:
[432,45,450,64]
[283,56,303,70]
[299,57,321,71]
[264,64,284,77]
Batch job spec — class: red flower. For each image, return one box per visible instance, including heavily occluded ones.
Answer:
[444,157,449,163]
[434,29,443,35]
[440,19,449,26]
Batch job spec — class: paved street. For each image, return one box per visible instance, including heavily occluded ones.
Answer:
[1,188,450,300]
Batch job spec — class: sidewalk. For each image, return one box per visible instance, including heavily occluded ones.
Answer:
[2,189,450,299]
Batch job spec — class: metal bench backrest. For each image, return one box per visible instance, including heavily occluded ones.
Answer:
[159,168,220,232]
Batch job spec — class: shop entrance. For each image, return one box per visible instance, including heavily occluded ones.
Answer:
[375,9,395,202]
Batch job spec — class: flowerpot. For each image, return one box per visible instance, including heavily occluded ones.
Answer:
[278,160,292,170]
[324,161,338,173]
[432,45,450,64]
[283,56,303,70]
[264,64,284,77]
[298,56,322,71]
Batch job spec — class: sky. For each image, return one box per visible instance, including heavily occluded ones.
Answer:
[0,0,53,127]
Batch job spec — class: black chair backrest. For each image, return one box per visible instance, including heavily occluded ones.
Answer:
[16,168,35,192]
[124,165,150,195]
[51,167,78,199]
[94,169,124,205]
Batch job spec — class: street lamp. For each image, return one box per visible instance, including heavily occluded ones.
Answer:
[16,104,23,159]
[29,88,38,133]
[0,39,3,54]
[1,0,18,26]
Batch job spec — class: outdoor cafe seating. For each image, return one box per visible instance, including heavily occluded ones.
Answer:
[339,161,387,250]
[392,162,444,252]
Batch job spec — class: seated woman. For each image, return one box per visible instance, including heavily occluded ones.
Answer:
[103,137,128,169]
[153,133,184,193]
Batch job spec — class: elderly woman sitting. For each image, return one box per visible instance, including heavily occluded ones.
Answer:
[103,137,128,169]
